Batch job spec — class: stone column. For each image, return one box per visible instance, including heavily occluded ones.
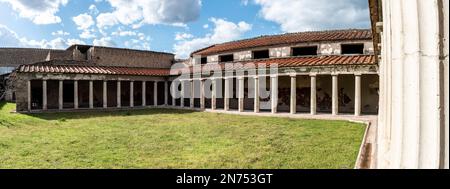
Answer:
[103,81,107,108]
[200,79,205,109]
[58,80,63,110]
[354,74,362,116]
[224,77,230,111]
[171,81,176,107]
[254,76,260,113]
[27,80,31,111]
[74,80,78,109]
[117,81,121,108]
[332,74,338,115]
[89,80,93,109]
[180,80,185,107]
[43,80,47,110]
[190,80,194,109]
[290,75,297,114]
[211,78,217,110]
[142,81,146,107]
[310,74,317,115]
[154,81,158,106]
[271,75,278,114]
[238,77,245,112]
[130,81,134,108]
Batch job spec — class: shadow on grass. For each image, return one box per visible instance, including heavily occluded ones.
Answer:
[26,108,197,121]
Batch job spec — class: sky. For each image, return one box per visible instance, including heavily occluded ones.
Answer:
[0,0,370,58]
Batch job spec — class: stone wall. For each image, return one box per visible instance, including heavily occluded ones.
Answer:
[0,48,51,67]
[89,47,175,68]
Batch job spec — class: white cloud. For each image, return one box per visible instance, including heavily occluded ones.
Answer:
[202,24,209,29]
[253,0,370,32]
[175,32,193,41]
[124,38,150,50]
[1,24,83,49]
[93,37,116,47]
[96,0,201,28]
[0,0,68,24]
[173,18,252,58]
[51,30,70,36]
[72,13,95,30]
[79,30,96,39]
[89,4,99,15]
[112,28,137,37]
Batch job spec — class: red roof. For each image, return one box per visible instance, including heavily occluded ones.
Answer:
[192,29,372,56]
[17,64,171,76]
[175,55,376,74]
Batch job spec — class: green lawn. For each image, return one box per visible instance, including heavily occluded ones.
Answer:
[0,102,365,169]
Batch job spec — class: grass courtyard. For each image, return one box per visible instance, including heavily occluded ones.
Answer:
[0,102,365,169]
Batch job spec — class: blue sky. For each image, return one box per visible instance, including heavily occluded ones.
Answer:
[0,0,370,58]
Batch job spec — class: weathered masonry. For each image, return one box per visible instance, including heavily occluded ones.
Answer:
[13,29,379,117]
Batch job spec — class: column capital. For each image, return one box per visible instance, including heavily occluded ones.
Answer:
[270,74,278,78]
[289,73,297,78]
[331,73,339,76]
[309,73,317,77]
[354,73,362,76]
[237,76,245,80]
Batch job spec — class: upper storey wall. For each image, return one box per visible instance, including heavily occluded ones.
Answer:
[88,47,175,69]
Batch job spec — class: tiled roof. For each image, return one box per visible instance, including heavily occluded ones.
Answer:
[17,64,171,76]
[192,29,372,56]
[178,55,376,74]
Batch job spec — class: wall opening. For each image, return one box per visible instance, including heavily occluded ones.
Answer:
[253,50,270,59]
[146,81,154,106]
[46,80,59,109]
[296,76,311,113]
[341,44,364,55]
[157,82,165,105]
[277,76,290,113]
[219,54,234,63]
[338,75,355,114]
[361,74,379,115]
[316,75,332,113]
[121,81,130,107]
[30,80,43,110]
[292,46,318,56]
[107,81,117,108]
[93,81,103,108]
[201,57,207,64]
[78,81,89,108]
[62,81,74,109]
[134,81,143,107]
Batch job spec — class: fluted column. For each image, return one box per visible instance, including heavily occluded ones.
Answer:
[27,80,31,111]
[43,80,47,110]
[254,76,260,113]
[200,79,205,109]
[171,81,176,107]
[271,75,278,114]
[332,74,338,115]
[190,80,194,109]
[290,75,297,114]
[74,80,78,109]
[211,78,217,110]
[310,74,316,115]
[154,81,158,106]
[103,81,107,108]
[180,80,185,107]
[130,81,134,108]
[224,77,230,111]
[58,80,63,110]
[117,81,121,108]
[89,80,93,109]
[164,81,168,106]
[238,77,245,112]
[354,74,362,116]
[142,81,146,107]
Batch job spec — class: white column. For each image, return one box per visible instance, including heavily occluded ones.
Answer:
[180,80,185,107]
[271,75,278,114]
[376,0,449,169]
[103,81,107,108]
[224,77,230,111]
[117,81,121,108]
[42,80,47,110]
[310,75,316,115]
[164,81,168,106]
[27,80,31,111]
[130,81,134,108]
[89,80,93,109]
[354,74,362,116]
[154,81,158,106]
[290,75,297,114]
[238,77,245,112]
[171,81,176,107]
[211,78,217,110]
[254,76,260,113]
[200,79,205,109]
[74,80,78,109]
[58,80,63,110]
[332,74,338,115]
[190,80,194,109]
[142,81,146,107]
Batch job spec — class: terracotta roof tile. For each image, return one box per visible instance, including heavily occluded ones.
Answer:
[192,29,372,56]
[17,64,171,76]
